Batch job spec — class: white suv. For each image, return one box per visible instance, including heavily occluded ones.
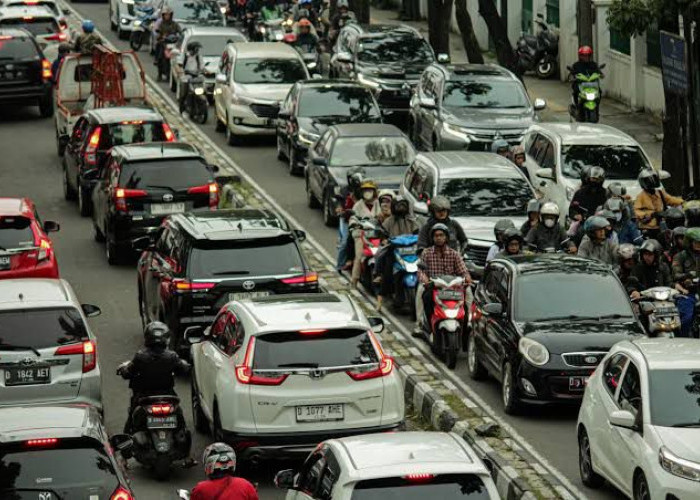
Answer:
[188,293,404,462]
[577,338,700,499]
[275,431,499,499]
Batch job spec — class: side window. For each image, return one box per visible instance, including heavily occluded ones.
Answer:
[403,164,417,193]
[315,131,330,155]
[71,118,88,143]
[219,50,228,72]
[281,87,295,114]
[155,227,172,255]
[495,268,509,304]
[108,163,120,187]
[536,136,555,171]
[221,314,245,355]
[603,353,628,398]
[408,165,427,199]
[527,134,545,162]
[297,452,325,496]
[618,362,642,416]
[423,167,436,198]
[317,450,341,500]
[210,311,229,342]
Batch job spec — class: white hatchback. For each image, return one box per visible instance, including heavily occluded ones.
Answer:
[577,338,700,499]
[188,293,404,462]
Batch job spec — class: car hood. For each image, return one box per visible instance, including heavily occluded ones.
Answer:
[237,83,292,102]
[202,56,220,74]
[653,427,700,463]
[452,216,527,245]
[297,115,382,135]
[329,166,405,191]
[519,320,644,355]
[356,62,426,82]
[442,106,535,130]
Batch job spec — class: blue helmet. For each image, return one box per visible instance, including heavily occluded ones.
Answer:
[82,20,95,33]
[300,0,312,4]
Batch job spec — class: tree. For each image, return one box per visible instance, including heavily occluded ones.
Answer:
[477,0,517,71]
[428,0,454,56]
[455,0,484,63]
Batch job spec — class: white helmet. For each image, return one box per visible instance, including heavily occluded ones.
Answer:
[539,201,560,218]
[337,0,349,8]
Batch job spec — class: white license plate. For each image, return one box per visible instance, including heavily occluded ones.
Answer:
[569,376,589,390]
[296,404,344,422]
[151,202,185,215]
[229,291,270,301]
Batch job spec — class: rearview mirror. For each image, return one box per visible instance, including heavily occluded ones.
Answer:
[185,326,206,344]
[215,73,227,85]
[132,236,154,252]
[312,157,328,166]
[293,229,306,241]
[437,53,450,64]
[535,168,554,180]
[110,434,133,457]
[177,489,191,500]
[274,469,296,489]
[600,63,607,70]
[208,164,220,173]
[533,98,546,111]
[81,304,101,317]
[414,201,429,215]
[419,97,436,109]
[482,302,503,316]
[43,220,60,233]
[609,409,637,429]
[367,316,384,333]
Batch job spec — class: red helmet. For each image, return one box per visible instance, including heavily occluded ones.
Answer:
[578,45,593,57]
[283,33,297,43]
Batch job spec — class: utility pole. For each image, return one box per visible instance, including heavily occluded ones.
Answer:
[577,0,594,47]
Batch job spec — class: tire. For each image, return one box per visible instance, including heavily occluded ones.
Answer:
[407,286,417,321]
[106,238,120,266]
[578,428,604,488]
[56,133,66,157]
[93,221,105,242]
[276,134,287,161]
[288,146,301,176]
[63,166,76,201]
[467,331,487,380]
[78,185,92,217]
[445,331,458,369]
[432,329,445,360]
[130,31,144,51]
[153,455,170,481]
[191,377,209,434]
[39,95,53,118]
[117,26,128,41]
[306,177,320,209]
[501,361,521,415]
[169,71,176,92]
[633,471,650,500]
[193,99,208,124]
[536,58,555,79]
[322,191,338,227]
[226,115,240,146]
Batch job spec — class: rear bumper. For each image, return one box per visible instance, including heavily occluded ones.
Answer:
[0,259,59,280]
[0,82,51,102]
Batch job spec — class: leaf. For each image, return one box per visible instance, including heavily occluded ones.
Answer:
[607,0,654,37]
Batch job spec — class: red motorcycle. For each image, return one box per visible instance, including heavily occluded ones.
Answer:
[352,218,384,292]
[422,275,467,369]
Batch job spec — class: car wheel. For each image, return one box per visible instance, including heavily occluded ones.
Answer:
[191,377,209,434]
[63,165,76,201]
[501,361,521,415]
[56,132,66,157]
[322,191,338,227]
[106,238,120,265]
[467,331,487,380]
[306,177,320,209]
[288,146,301,176]
[578,428,604,488]
[226,115,239,146]
[633,471,650,500]
[93,220,105,242]
[39,94,53,118]
[78,185,92,217]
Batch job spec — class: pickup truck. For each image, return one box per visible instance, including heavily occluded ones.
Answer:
[54,51,146,156]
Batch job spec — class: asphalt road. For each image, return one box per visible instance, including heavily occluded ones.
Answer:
[0,3,626,498]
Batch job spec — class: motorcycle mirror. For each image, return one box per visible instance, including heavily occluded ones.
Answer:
[177,489,191,500]
[659,170,671,180]
[215,73,227,84]
[81,304,101,318]
[367,316,384,334]
[208,164,220,173]
[599,63,607,70]
[109,434,134,458]
[536,12,544,19]
[533,98,546,111]
[293,229,306,241]
[437,53,450,64]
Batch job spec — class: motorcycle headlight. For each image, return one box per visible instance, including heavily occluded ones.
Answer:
[274,32,284,41]
[445,309,459,319]
[219,5,227,13]
[518,337,549,366]
[194,87,205,96]
[585,92,597,101]
[298,129,320,146]
[133,19,142,27]
[660,447,700,482]
[566,186,575,201]
[357,73,381,89]
[651,289,671,301]
[259,26,266,34]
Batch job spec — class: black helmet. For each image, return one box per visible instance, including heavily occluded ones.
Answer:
[391,195,409,215]
[58,42,71,55]
[502,227,524,246]
[638,169,660,191]
[584,215,609,238]
[430,196,451,214]
[673,226,688,240]
[430,222,450,241]
[346,166,365,190]
[186,41,202,53]
[684,202,700,227]
[144,321,170,348]
[493,218,515,240]
[587,166,606,185]
[580,165,592,183]
[607,182,627,198]
[639,238,662,257]
[663,207,685,230]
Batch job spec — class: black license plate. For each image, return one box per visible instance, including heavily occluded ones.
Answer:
[147,415,178,429]
[438,290,462,301]
[0,256,9,270]
[4,366,50,386]
[569,376,589,391]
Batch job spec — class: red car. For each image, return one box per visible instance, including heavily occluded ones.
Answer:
[0,198,60,279]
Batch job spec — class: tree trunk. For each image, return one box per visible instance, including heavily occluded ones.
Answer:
[350,0,370,24]
[455,0,484,63]
[477,0,517,71]
[428,0,453,56]
[577,0,593,47]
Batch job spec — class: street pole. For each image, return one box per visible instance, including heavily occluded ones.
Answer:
[577,0,593,47]
[686,11,700,193]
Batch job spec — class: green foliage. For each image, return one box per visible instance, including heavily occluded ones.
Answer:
[608,0,700,37]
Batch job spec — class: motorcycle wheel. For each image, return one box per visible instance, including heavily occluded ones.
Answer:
[431,329,445,361]
[407,287,417,321]
[193,99,208,124]
[536,58,555,79]
[584,107,599,123]
[130,31,143,51]
[153,455,171,481]
[445,331,458,370]
[361,264,374,294]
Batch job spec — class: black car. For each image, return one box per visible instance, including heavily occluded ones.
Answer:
[0,28,53,117]
[467,254,645,414]
[305,123,415,227]
[91,142,219,265]
[331,24,436,127]
[136,209,318,353]
[276,79,382,176]
[0,404,133,499]
[62,107,175,216]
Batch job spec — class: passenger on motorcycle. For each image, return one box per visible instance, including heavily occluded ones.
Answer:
[634,168,683,239]
[684,200,700,227]
[672,227,700,290]
[179,41,204,114]
[570,165,607,218]
[615,243,641,299]
[525,202,577,253]
[486,218,515,262]
[659,206,686,250]
[604,197,641,245]
[569,46,602,108]
[336,166,364,270]
[294,18,318,51]
[633,239,672,290]
[349,179,380,285]
[377,189,394,224]
[261,0,283,20]
[491,139,510,160]
[510,144,529,181]
[520,199,540,236]
[577,215,617,265]
[330,0,355,40]
[496,228,525,258]
[669,226,688,263]
[191,443,258,500]
[416,196,468,253]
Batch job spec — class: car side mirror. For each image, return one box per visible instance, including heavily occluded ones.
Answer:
[274,469,296,489]
[437,53,450,64]
[215,73,227,84]
[639,301,655,315]
[337,52,352,63]
[293,229,306,241]
[367,316,384,333]
[533,98,547,111]
[110,434,133,456]
[609,409,637,430]
[312,157,328,166]
[59,134,70,147]
[81,304,101,317]
[659,170,671,180]
[177,489,190,500]
[132,236,154,252]
[186,327,205,344]
[311,73,323,80]
[482,302,503,316]
[43,220,60,233]
[419,97,436,109]
[535,168,554,180]
[414,201,429,215]
[600,63,607,70]
[208,164,220,173]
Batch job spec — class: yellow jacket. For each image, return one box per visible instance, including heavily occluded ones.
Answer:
[634,189,683,229]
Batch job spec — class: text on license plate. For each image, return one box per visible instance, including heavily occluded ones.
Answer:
[0,256,10,270]
[147,415,178,428]
[296,404,344,422]
[569,376,589,390]
[151,202,185,215]
[5,366,50,386]
[229,291,270,301]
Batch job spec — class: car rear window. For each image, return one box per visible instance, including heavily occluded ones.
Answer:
[0,36,37,59]
[351,474,491,499]
[0,216,35,250]
[119,159,212,191]
[0,307,87,350]
[188,238,304,278]
[253,329,378,370]
[298,86,380,119]
[0,17,59,36]
[103,122,166,148]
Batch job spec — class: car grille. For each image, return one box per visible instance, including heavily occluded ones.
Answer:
[250,103,279,118]
[562,352,607,368]
[465,245,489,267]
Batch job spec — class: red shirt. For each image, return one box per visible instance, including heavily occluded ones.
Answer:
[191,476,258,500]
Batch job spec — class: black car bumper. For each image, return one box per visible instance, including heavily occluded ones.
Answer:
[112,214,166,247]
[516,361,596,405]
[291,141,309,168]
[0,82,51,103]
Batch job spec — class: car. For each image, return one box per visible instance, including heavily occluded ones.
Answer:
[468,254,645,414]
[276,79,382,175]
[331,24,436,127]
[274,431,500,499]
[109,0,140,39]
[166,0,225,28]
[91,142,219,265]
[409,63,546,152]
[0,5,69,45]
[169,26,246,98]
[188,293,403,462]
[0,28,54,117]
[522,123,659,215]
[63,107,176,216]
[0,405,133,499]
[399,152,534,276]
[137,208,319,354]
[214,42,310,145]
[1,0,68,25]
[577,338,700,499]
[0,278,102,409]
[306,123,415,227]
[0,197,60,279]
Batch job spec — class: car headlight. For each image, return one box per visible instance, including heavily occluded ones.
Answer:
[259,26,266,34]
[298,129,320,146]
[518,337,549,366]
[357,73,381,89]
[220,5,227,13]
[660,447,700,482]
[442,122,472,141]
[232,94,253,106]
[194,87,205,96]
[307,61,317,69]
[566,186,575,200]
[122,0,134,4]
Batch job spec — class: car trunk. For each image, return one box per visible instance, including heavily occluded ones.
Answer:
[0,216,46,275]
[0,17,62,43]
[0,35,42,92]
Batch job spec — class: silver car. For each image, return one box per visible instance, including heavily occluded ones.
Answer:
[0,279,102,410]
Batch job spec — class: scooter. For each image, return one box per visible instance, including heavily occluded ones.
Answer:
[633,286,680,337]
[351,218,385,293]
[421,274,467,369]
[390,234,419,319]
[567,64,605,123]
[183,75,208,124]
[129,4,156,51]
[156,33,180,81]
[515,13,559,79]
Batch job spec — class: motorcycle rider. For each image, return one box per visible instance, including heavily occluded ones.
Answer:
[416,196,468,254]
[154,6,181,73]
[672,227,700,291]
[570,166,607,218]
[73,20,102,54]
[604,197,642,245]
[294,18,318,52]
[520,199,540,236]
[525,202,577,253]
[491,139,510,159]
[336,167,364,270]
[190,443,258,500]
[510,144,529,181]
[669,226,688,262]
[51,43,71,84]
[330,0,355,42]
[634,168,683,239]
[632,239,672,290]
[377,189,394,225]
[496,228,525,258]
[261,0,282,20]
[486,219,516,262]
[569,46,602,109]
[615,243,641,299]
[179,41,204,114]
[348,179,380,286]
[684,200,700,227]
[577,215,618,265]
[659,206,685,251]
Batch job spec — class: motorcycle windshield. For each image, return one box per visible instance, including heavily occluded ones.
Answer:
[576,73,601,83]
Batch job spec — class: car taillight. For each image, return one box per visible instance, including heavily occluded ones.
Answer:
[281,272,318,285]
[26,438,59,447]
[299,329,327,335]
[235,337,288,386]
[162,123,176,142]
[45,32,69,42]
[170,279,215,293]
[404,473,435,483]
[0,35,13,40]
[55,340,97,373]
[111,487,133,500]
[41,58,51,80]
[148,404,174,414]
[37,238,52,261]
[187,183,219,208]
[346,331,393,381]
[84,127,102,165]
[114,187,148,212]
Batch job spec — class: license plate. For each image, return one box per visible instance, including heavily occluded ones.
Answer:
[229,291,270,301]
[5,366,50,386]
[0,256,10,270]
[438,289,462,301]
[147,415,178,429]
[296,404,344,422]
[151,202,185,215]
[397,245,417,255]
[569,376,589,390]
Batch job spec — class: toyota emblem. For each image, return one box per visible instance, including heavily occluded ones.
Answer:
[584,355,598,364]
[20,357,35,366]
[242,280,256,291]
[162,193,174,202]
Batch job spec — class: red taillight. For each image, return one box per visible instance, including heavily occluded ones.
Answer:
[41,58,51,80]
[469,302,482,322]
[235,337,288,386]
[0,35,14,40]
[442,300,458,309]
[26,438,58,447]
[37,238,52,262]
[55,340,97,373]
[148,404,174,415]
[299,329,327,335]
[84,127,102,165]
[45,32,69,42]
[281,272,318,284]
[171,279,216,293]
[162,123,176,142]
[114,187,148,212]
[405,473,435,483]
[347,331,393,381]
[111,487,133,500]
[187,183,219,209]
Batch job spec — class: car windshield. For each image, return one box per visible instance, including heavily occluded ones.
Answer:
[439,177,532,217]
[119,159,212,191]
[0,307,87,350]
[0,36,37,59]
[0,216,34,250]
[234,58,307,84]
[351,474,491,500]
[648,369,700,427]
[0,17,58,35]
[443,80,529,109]
[171,0,222,23]
[514,272,635,322]
[298,86,380,119]
[330,136,414,167]
[357,36,434,65]
[193,34,242,56]
[188,238,304,277]
[103,122,166,148]
[561,145,651,180]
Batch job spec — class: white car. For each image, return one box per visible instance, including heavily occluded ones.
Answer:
[274,431,500,499]
[188,293,404,463]
[577,338,700,499]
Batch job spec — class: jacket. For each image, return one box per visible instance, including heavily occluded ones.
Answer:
[615,219,643,245]
[525,224,573,251]
[631,261,672,290]
[569,184,607,218]
[634,189,683,230]
[577,235,618,265]
[122,346,190,395]
[672,250,700,282]
[350,199,380,225]
[382,214,419,238]
[74,33,102,54]
[191,476,258,500]
[417,217,467,253]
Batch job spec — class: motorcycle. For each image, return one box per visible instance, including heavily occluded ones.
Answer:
[633,286,680,337]
[567,64,605,123]
[390,234,419,319]
[515,13,559,79]
[183,74,208,124]
[156,33,180,81]
[257,18,286,42]
[129,4,156,52]
[351,218,385,292]
[420,274,467,369]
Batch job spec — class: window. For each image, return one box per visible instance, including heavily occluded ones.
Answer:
[221,315,239,355]
[356,36,434,65]
[297,452,325,496]
[545,0,559,27]
[0,35,37,59]
[350,474,491,499]
[0,17,59,36]
[610,28,631,56]
[298,87,380,120]
[603,353,628,397]
[438,177,532,217]
[118,159,212,191]
[155,227,173,256]
[233,58,307,84]
[646,24,661,68]
[318,450,341,500]
[0,216,34,250]
[408,165,427,199]
[539,140,555,170]
[210,311,228,340]
[0,307,88,349]
[329,136,415,167]
[618,362,642,416]
[442,79,529,109]
[560,145,651,180]
[648,369,700,427]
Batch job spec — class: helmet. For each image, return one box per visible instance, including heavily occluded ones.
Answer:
[161,5,173,15]
[579,165,591,183]
[598,209,616,225]
[638,168,660,191]
[378,189,394,203]
[430,222,450,241]
[639,238,662,257]
[391,195,409,215]
[673,226,688,239]
[526,199,540,214]
[511,144,525,158]
[578,45,593,57]
[491,139,509,154]
[540,201,560,218]
[82,20,95,33]
[337,0,349,8]
[584,216,609,238]
[685,227,700,245]
[430,195,451,213]
[685,201,700,226]
[607,182,627,198]
[58,43,71,55]
[663,207,685,230]
[493,218,515,240]
[603,197,624,214]
[186,41,202,53]
[502,227,524,246]
[360,179,377,191]
[144,321,170,348]
[587,166,605,185]
[298,18,312,27]
[203,442,236,479]
[346,166,365,189]
[617,243,637,262]
[300,0,312,4]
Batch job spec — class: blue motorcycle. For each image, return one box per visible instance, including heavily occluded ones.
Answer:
[391,234,419,320]
[130,5,156,52]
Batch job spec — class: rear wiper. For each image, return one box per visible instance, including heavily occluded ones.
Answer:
[277,363,320,368]
[212,270,250,276]
[0,343,41,357]
[0,245,6,251]
[147,185,175,192]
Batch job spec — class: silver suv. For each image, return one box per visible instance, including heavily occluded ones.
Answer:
[0,279,102,410]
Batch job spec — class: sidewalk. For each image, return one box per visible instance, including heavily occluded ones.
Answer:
[370,7,664,168]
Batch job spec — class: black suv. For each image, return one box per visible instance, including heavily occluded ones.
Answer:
[91,142,219,265]
[136,209,318,353]
[331,24,436,127]
[0,28,53,117]
[63,107,175,216]
[467,254,644,415]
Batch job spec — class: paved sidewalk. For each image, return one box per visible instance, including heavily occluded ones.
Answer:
[370,7,664,168]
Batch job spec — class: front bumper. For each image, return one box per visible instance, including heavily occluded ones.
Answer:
[439,126,525,152]
[229,103,278,136]
[0,82,52,103]
[516,359,596,405]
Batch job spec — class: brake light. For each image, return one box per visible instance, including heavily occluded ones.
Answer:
[443,300,458,309]
[186,182,219,209]
[469,302,482,322]
[121,120,143,125]
[405,473,435,483]
[111,487,133,500]
[235,337,288,386]
[37,238,51,261]
[55,340,97,373]
[41,58,51,79]
[26,438,59,447]
[347,331,393,381]
[0,35,13,40]
[171,279,215,293]
[114,187,148,212]
[24,0,39,4]
[84,127,102,165]
[281,272,318,285]
[299,329,327,335]
[23,15,33,20]
[45,32,69,42]
[162,123,176,142]
[148,404,174,415]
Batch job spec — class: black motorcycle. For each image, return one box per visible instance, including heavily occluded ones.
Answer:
[156,33,180,82]
[515,13,559,79]
[183,75,208,124]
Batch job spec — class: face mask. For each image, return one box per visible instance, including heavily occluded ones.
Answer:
[363,191,374,201]
[614,212,622,222]
[543,218,555,228]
